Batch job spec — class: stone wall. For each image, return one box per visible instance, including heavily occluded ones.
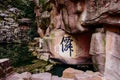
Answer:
[0,5,30,43]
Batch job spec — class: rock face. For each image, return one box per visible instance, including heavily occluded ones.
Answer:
[84,0,120,26]
[33,0,93,64]
[105,31,120,80]
[48,0,87,33]
[90,32,106,74]
[43,0,120,27]
[33,1,120,79]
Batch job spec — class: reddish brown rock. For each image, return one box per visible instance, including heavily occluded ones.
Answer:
[49,0,87,33]
[6,67,13,76]
[0,58,13,78]
[104,25,120,34]
[0,58,10,69]
[74,71,102,80]
[62,68,84,79]
[84,0,120,26]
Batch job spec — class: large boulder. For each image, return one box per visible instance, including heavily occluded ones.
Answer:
[62,68,84,79]
[75,71,102,80]
[52,76,62,80]
[31,72,52,80]
[6,73,23,80]
[45,29,91,64]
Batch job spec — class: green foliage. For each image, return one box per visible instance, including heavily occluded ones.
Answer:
[0,44,35,67]
[11,0,35,19]
[11,0,40,40]
[27,22,39,41]
[0,0,12,9]
[14,60,53,73]
[39,0,45,4]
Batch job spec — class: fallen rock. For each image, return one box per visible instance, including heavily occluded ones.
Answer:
[62,78,74,80]
[39,53,50,61]
[31,72,52,80]
[62,68,84,79]
[52,76,62,80]
[20,72,32,80]
[6,73,23,80]
[74,74,89,80]
[75,72,102,80]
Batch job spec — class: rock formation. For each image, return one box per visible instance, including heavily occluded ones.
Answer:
[33,0,92,64]
[32,0,120,80]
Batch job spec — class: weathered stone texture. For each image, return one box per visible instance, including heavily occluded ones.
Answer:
[52,76,62,80]
[84,0,120,26]
[90,32,105,74]
[31,72,52,80]
[62,68,84,79]
[90,32,105,54]
[62,68,102,80]
[49,0,86,33]
[105,31,120,80]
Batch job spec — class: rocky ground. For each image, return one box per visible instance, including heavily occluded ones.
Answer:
[0,58,109,80]
[1,68,108,80]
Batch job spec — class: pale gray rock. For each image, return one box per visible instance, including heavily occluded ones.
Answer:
[105,31,120,80]
[52,76,62,80]
[20,72,32,80]
[31,72,52,80]
[4,18,14,23]
[89,32,106,73]
[6,73,23,80]
[41,11,50,18]
[90,32,105,55]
